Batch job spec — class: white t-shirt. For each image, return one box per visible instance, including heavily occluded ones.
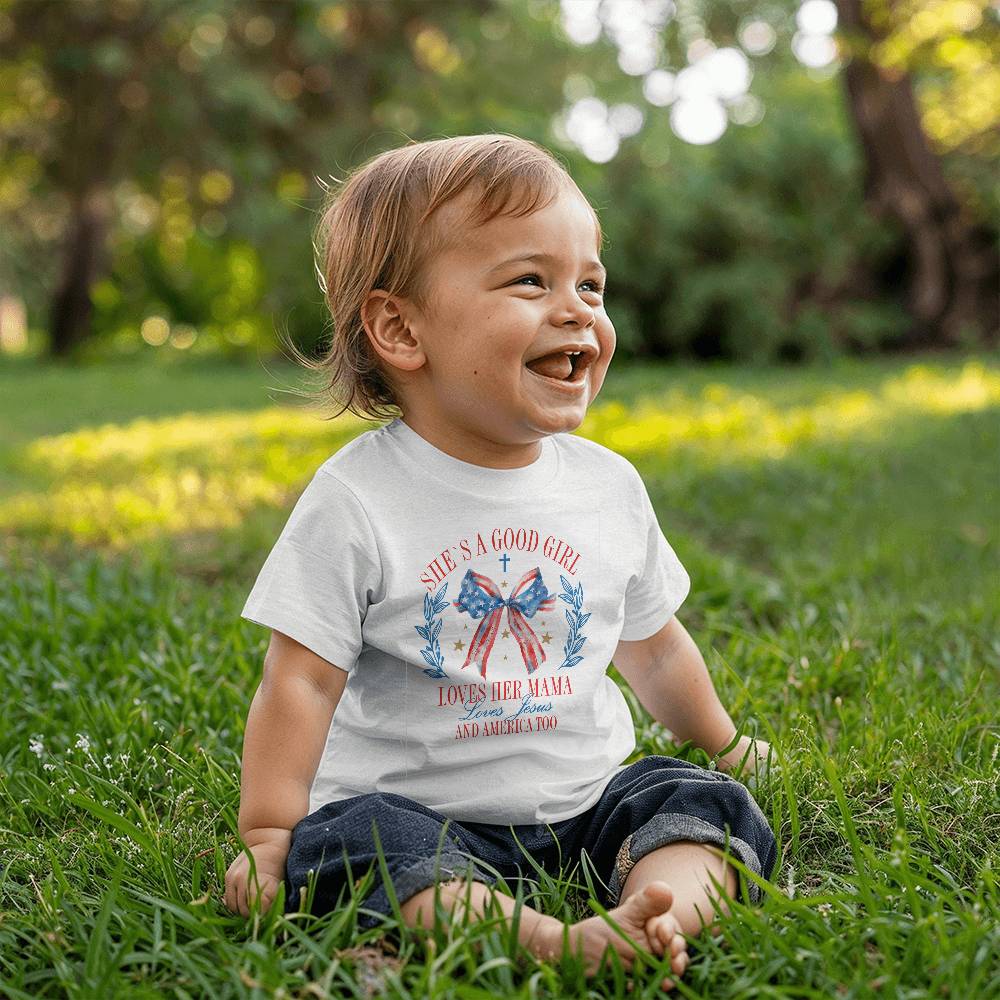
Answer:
[241,416,690,824]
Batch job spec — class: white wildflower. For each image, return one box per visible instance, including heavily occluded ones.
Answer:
[785,863,796,899]
[75,733,91,752]
[43,763,56,771]
[818,902,833,917]
[29,738,45,757]
[67,787,76,795]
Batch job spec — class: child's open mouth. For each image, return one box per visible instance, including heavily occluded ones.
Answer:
[524,349,593,392]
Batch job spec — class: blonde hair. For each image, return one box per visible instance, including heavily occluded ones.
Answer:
[278,133,604,423]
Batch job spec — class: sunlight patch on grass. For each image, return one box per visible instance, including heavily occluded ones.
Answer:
[18,406,355,475]
[582,360,1000,459]
[0,407,368,548]
[1,361,996,551]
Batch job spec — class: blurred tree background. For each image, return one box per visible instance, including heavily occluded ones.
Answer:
[0,0,996,366]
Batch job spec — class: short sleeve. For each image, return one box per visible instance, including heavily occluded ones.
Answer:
[240,470,382,673]
[619,474,690,641]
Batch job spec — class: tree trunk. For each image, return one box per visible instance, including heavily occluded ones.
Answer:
[48,186,112,359]
[835,0,999,347]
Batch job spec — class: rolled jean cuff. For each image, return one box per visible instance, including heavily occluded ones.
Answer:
[607,812,765,908]
[357,852,499,931]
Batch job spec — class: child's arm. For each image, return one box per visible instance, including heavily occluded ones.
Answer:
[613,616,770,777]
[224,628,348,915]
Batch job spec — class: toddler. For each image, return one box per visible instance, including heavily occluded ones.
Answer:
[223,133,778,991]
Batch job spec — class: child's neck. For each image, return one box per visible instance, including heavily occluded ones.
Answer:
[398,414,544,470]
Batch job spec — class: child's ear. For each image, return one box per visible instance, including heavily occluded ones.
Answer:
[362,289,425,373]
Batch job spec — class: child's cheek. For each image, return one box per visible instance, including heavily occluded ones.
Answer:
[598,323,616,368]
[590,360,611,400]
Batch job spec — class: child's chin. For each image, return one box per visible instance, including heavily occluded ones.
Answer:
[528,407,587,434]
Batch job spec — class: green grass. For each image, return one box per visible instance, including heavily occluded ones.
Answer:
[1,350,998,997]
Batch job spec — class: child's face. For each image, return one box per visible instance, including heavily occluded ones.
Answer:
[377,185,616,460]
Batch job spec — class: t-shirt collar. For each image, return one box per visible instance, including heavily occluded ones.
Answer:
[383,416,561,498]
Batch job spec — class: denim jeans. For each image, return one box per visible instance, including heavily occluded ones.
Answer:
[284,754,779,929]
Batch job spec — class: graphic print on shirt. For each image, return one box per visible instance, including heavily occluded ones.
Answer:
[414,524,593,742]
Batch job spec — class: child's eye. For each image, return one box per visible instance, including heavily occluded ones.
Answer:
[515,274,605,294]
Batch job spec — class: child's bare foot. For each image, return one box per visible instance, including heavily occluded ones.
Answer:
[535,880,689,991]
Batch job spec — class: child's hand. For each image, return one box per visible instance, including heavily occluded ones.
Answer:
[716,735,773,783]
[223,839,289,917]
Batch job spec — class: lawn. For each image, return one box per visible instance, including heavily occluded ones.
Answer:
[1,350,998,998]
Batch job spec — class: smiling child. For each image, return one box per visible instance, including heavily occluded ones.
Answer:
[224,133,778,991]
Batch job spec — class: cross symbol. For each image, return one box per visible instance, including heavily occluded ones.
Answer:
[499,552,510,572]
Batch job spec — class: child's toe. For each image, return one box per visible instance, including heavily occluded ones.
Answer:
[671,949,689,977]
[655,914,681,953]
[644,915,667,956]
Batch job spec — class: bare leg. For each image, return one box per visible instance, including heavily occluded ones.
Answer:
[399,877,562,959]
[400,877,689,991]
[619,840,739,939]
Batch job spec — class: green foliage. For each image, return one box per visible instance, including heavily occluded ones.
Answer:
[1,0,996,366]
[593,66,913,362]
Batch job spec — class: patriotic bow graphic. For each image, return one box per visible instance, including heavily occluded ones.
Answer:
[452,566,556,678]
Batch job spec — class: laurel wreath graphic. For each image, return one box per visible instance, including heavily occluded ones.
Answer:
[415,581,450,679]
[557,574,590,669]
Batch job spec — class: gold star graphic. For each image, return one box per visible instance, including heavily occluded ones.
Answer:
[453,639,465,651]
[540,632,552,644]
[502,628,511,639]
